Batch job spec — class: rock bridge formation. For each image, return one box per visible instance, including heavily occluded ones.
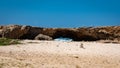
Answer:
[0,25,120,41]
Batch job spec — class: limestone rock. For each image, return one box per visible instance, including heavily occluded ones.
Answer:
[1,25,30,39]
[35,34,53,40]
[0,25,120,41]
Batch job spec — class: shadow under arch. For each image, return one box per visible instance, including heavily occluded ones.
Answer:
[52,29,78,41]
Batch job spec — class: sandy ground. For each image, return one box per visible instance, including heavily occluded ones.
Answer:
[0,40,120,68]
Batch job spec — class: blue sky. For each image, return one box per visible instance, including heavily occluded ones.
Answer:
[0,0,120,27]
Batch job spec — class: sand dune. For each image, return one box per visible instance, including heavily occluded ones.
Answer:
[0,40,120,68]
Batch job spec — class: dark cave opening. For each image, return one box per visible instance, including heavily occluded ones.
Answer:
[52,29,77,41]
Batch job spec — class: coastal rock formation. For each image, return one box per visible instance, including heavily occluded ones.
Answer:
[0,25,120,41]
[0,25,30,39]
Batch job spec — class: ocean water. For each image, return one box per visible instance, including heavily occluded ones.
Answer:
[54,37,73,42]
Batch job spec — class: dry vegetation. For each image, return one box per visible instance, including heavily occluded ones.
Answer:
[0,38,20,46]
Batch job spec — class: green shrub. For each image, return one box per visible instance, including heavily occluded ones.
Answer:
[0,38,20,46]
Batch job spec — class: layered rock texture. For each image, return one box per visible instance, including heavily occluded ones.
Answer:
[0,25,120,41]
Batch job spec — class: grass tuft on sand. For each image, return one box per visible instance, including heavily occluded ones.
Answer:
[0,38,20,46]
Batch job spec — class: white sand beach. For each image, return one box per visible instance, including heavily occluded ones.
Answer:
[0,40,120,68]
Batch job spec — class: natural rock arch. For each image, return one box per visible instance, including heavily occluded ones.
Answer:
[51,29,78,41]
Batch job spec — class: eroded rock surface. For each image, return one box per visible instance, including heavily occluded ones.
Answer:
[0,25,30,39]
[0,25,120,41]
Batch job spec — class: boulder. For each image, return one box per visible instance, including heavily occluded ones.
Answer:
[35,34,53,40]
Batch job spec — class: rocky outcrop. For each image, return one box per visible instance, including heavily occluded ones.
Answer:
[35,34,53,40]
[0,25,120,41]
[40,26,120,41]
[19,26,43,39]
[0,26,3,37]
[0,25,30,39]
